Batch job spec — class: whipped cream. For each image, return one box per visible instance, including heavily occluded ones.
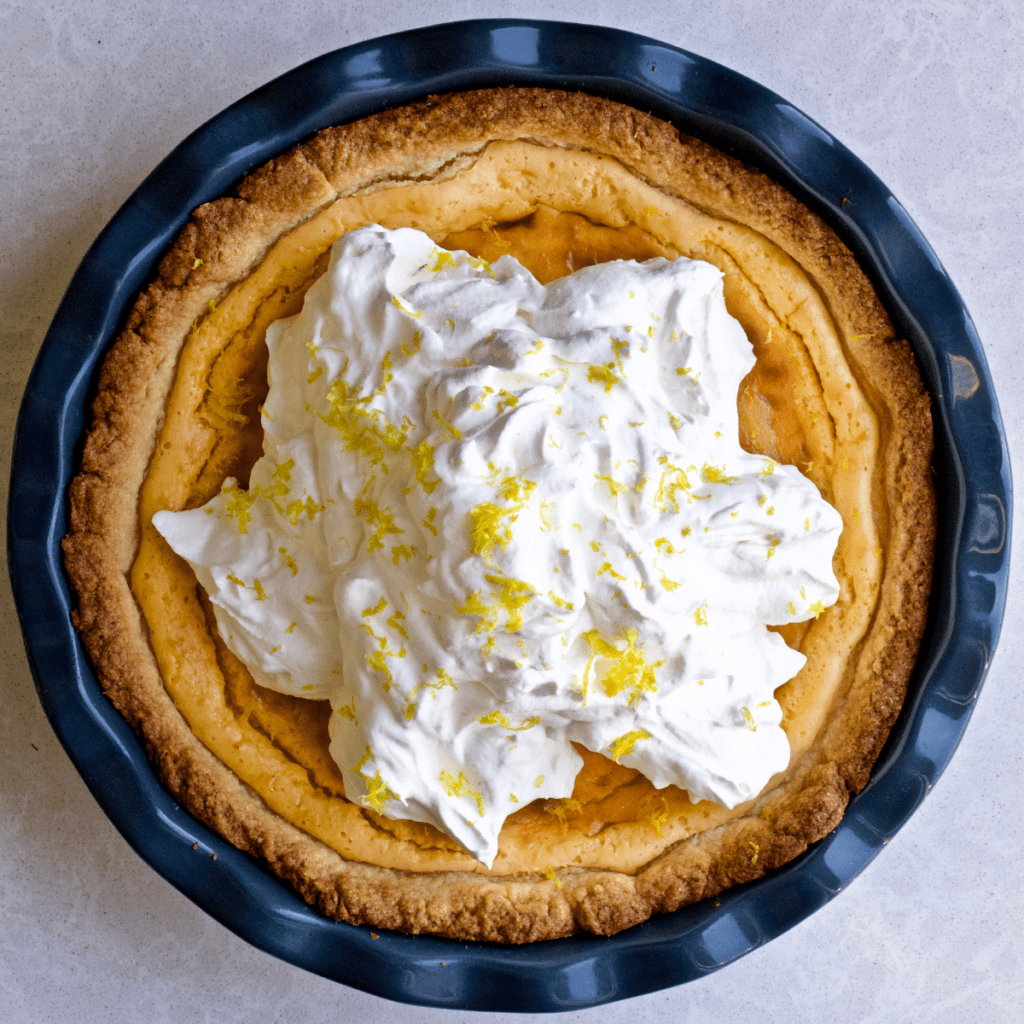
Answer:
[154,225,842,866]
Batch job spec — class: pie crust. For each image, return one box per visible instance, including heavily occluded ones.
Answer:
[63,88,934,942]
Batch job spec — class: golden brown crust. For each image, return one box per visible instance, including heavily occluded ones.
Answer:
[62,88,934,942]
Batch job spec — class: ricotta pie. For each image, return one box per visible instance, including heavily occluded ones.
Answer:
[63,88,934,942]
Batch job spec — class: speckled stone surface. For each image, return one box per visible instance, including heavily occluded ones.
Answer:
[3,2,1022,1021]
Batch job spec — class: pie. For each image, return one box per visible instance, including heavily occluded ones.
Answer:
[63,88,934,942]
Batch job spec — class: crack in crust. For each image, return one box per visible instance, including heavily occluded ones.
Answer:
[62,88,934,943]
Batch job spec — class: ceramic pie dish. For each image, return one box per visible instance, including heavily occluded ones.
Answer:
[9,20,1010,1012]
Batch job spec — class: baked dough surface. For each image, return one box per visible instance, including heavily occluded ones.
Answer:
[63,88,934,942]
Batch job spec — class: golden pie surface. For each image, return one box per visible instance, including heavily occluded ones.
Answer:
[63,89,934,941]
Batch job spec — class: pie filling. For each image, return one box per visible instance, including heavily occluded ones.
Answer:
[131,141,882,876]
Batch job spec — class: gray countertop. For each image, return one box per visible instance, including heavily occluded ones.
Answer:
[3,2,1022,1021]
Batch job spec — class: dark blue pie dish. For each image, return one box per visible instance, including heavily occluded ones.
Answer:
[8,19,1011,1013]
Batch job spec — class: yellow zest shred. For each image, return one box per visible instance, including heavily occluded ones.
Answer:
[594,473,627,500]
[392,295,422,318]
[596,562,627,581]
[407,667,458,706]
[652,457,692,512]
[543,798,583,834]
[582,629,661,707]
[431,407,462,440]
[278,547,299,576]
[428,247,457,272]
[375,351,394,396]
[351,746,399,813]
[361,596,388,618]
[650,796,670,838]
[438,769,484,817]
[587,364,620,392]
[469,474,536,562]
[702,463,738,485]
[477,710,541,731]
[608,728,651,762]
[390,544,417,565]
[408,439,439,493]
[458,574,536,633]
[353,496,403,552]
[318,377,410,465]
[222,485,258,534]
[361,771,398,813]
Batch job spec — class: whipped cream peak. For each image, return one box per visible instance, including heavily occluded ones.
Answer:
[154,224,842,866]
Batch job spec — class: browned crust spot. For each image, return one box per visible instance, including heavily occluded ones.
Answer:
[62,87,934,943]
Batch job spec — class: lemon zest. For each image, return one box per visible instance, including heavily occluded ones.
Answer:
[318,377,410,465]
[285,495,325,525]
[608,728,651,762]
[587,364,620,392]
[438,770,484,817]
[428,247,457,272]
[278,547,299,576]
[431,407,462,440]
[477,710,541,731]
[392,295,421,318]
[390,544,417,565]
[543,798,583,834]
[702,463,738,485]
[582,629,661,707]
[353,496,403,552]
[651,796,670,838]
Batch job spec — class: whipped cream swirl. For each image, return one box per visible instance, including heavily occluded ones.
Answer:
[154,225,842,866]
